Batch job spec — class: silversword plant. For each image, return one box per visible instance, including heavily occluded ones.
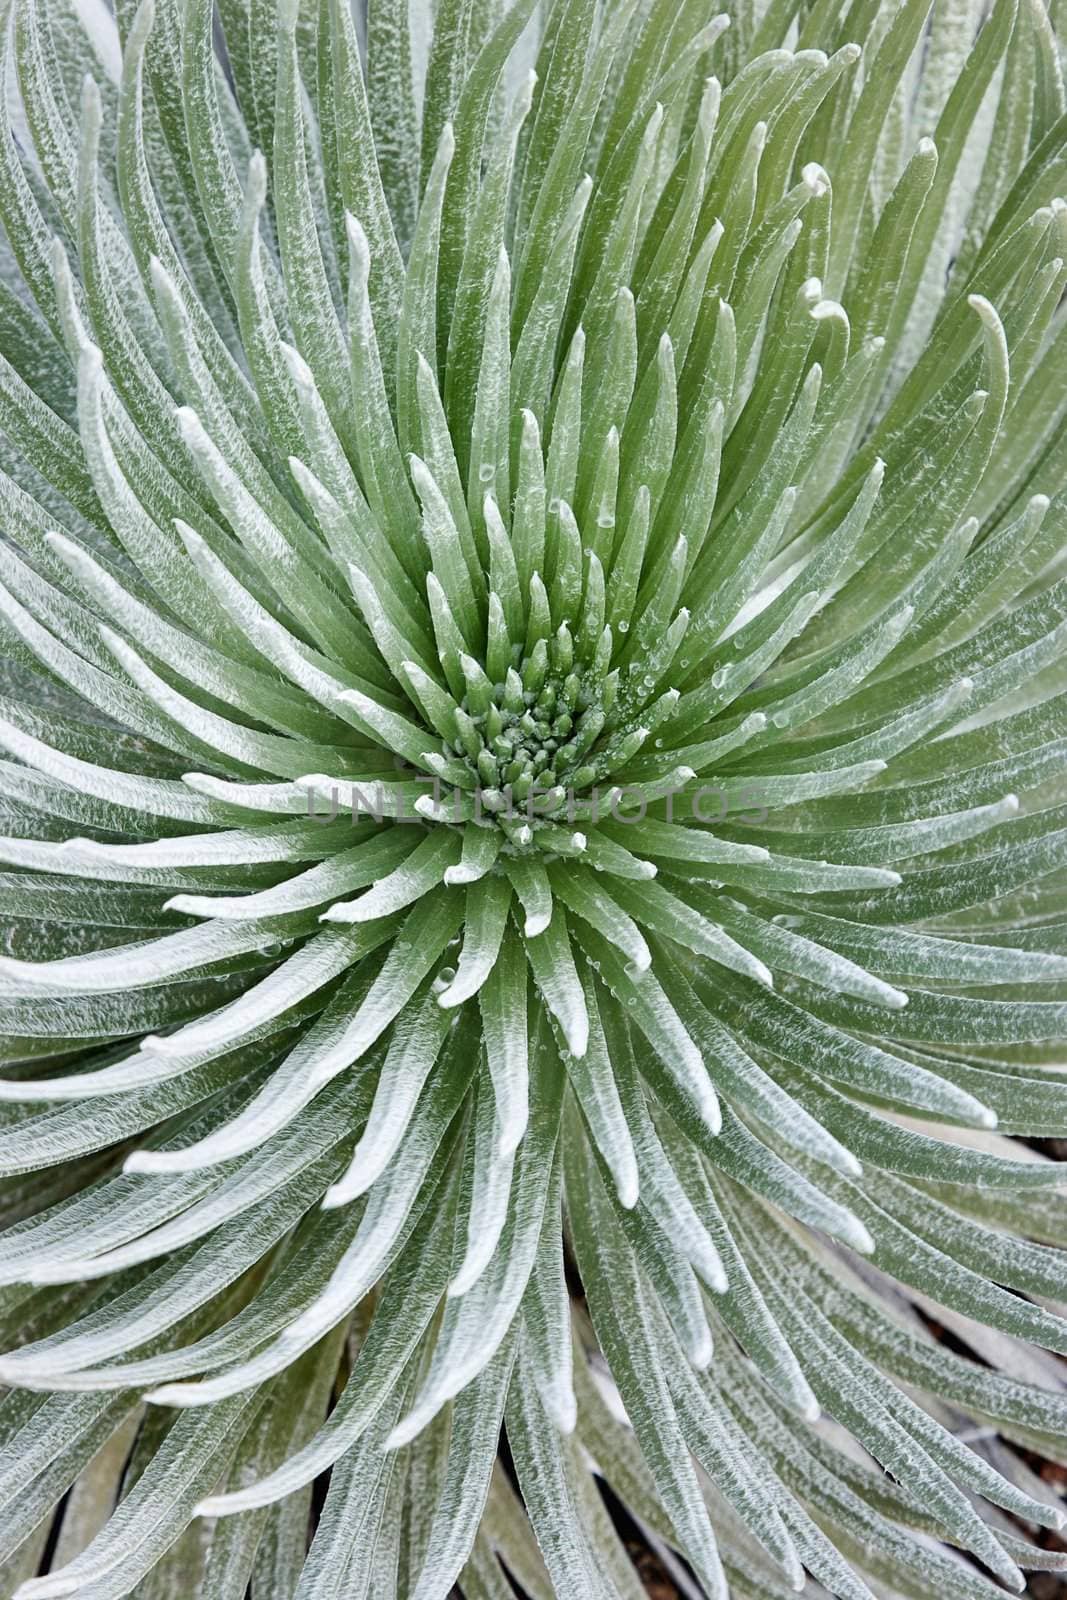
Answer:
[0,0,1066,1595]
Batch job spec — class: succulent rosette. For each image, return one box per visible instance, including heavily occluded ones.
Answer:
[0,0,1065,1595]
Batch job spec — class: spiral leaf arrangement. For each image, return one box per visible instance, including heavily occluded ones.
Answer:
[0,0,1066,1594]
